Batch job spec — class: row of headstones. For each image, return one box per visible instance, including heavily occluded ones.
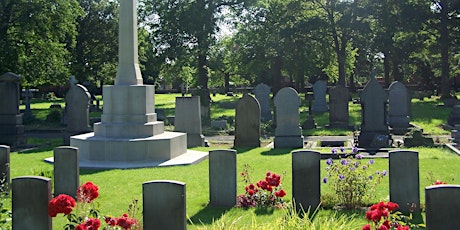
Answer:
[0,145,458,229]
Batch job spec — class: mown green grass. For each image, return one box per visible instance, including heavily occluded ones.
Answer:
[7,143,459,229]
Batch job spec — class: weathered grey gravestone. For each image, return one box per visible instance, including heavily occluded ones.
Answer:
[0,145,10,192]
[12,176,52,229]
[389,150,422,222]
[174,96,206,147]
[312,80,328,113]
[448,105,460,127]
[274,87,304,148]
[53,146,79,198]
[292,150,320,213]
[0,72,26,147]
[253,83,272,121]
[358,73,390,148]
[328,85,349,128]
[388,81,410,134]
[209,150,236,207]
[234,94,261,147]
[64,82,91,145]
[425,185,460,229]
[143,180,186,230]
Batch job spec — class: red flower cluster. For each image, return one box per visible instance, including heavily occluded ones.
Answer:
[256,172,282,192]
[363,202,410,230]
[432,180,448,185]
[105,214,137,230]
[75,218,101,230]
[77,181,99,203]
[245,183,258,196]
[274,189,286,198]
[237,170,287,208]
[48,194,76,217]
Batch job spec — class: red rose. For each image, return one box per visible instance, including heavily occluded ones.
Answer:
[382,220,391,228]
[362,224,371,230]
[48,194,76,217]
[386,202,399,212]
[275,189,286,198]
[77,182,99,203]
[105,216,117,226]
[378,224,389,230]
[397,226,410,230]
[117,213,137,230]
[248,189,255,196]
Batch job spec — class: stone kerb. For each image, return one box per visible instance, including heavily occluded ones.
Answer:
[234,94,261,148]
[209,149,237,207]
[143,180,186,230]
[425,184,460,229]
[389,150,421,218]
[274,87,304,149]
[292,150,320,213]
[53,146,79,198]
[12,176,52,229]
[0,145,10,193]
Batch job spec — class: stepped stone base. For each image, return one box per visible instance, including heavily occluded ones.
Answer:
[71,131,190,168]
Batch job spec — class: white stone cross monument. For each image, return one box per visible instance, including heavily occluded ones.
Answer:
[70,0,207,168]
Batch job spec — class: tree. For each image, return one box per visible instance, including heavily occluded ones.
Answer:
[0,0,83,87]
[140,0,255,119]
[72,0,119,88]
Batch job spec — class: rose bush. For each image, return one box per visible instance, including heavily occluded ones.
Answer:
[48,181,140,230]
[236,164,287,208]
[362,201,421,230]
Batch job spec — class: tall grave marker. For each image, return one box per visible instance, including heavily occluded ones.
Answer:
[328,85,349,129]
[388,81,410,134]
[71,0,196,168]
[253,83,272,121]
[274,87,304,148]
[358,71,391,148]
[312,80,328,113]
[64,78,91,145]
[234,94,261,147]
[0,72,26,147]
[174,96,206,147]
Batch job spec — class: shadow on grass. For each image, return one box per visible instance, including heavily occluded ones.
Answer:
[260,148,293,156]
[188,204,232,226]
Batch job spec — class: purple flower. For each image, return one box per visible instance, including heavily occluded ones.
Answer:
[339,175,345,180]
[369,175,373,180]
[340,147,345,153]
[355,154,363,160]
[341,159,347,165]
[368,159,374,165]
[331,148,337,154]
[322,177,328,183]
[352,147,359,154]
[362,165,367,170]
[382,170,387,176]
[326,158,333,165]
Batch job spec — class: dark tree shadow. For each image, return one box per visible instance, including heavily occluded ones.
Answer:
[188,204,232,226]
[260,148,294,156]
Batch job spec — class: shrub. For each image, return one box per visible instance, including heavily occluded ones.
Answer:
[323,147,386,209]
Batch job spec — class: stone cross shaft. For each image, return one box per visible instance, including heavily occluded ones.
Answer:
[116,0,143,85]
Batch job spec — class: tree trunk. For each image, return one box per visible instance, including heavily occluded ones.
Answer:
[224,72,230,93]
[337,37,347,86]
[439,0,451,99]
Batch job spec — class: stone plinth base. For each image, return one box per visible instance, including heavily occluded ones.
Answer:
[274,136,304,149]
[358,131,392,148]
[186,133,206,148]
[71,131,188,168]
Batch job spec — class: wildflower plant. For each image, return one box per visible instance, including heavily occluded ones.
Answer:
[362,201,424,230]
[323,147,387,209]
[48,181,141,230]
[236,164,287,208]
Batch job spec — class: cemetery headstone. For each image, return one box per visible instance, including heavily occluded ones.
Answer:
[358,72,391,148]
[451,124,460,144]
[312,80,328,113]
[328,85,349,128]
[64,81,91,145]
[292,150,320,213]
[0,145,10,192]
[425,185,460,229]
[12,176,52,229]
[0,72,26,147]
[21,88,35,120]
[234,94,261,147]
[174,96,206,147]
[53,146,79,198]
[274,87,304,148]
[209,150,237,207]
[253,83,272,121]
[389,150,422,222]
[388,81,411,134]
[448,105,460,127]
[143,180,186,230]
[302,92,316,130]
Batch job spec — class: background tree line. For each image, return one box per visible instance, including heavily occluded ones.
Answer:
[0,0,459,101]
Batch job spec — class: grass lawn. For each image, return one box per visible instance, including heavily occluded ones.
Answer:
[9,92,458,228]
